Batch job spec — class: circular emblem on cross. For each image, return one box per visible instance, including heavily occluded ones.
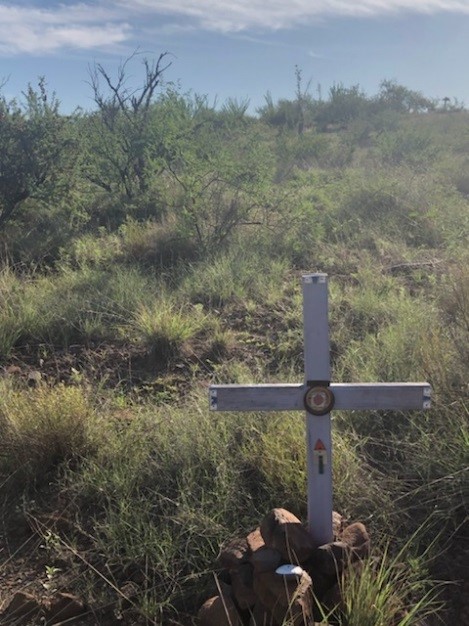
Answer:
[304,386,335,415]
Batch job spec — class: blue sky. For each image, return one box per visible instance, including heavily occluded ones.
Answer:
[1,0,469,113]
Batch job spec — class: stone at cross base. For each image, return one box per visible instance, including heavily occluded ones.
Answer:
[252,568,313,626]
[198,593,244,626]
[197,507,371,626]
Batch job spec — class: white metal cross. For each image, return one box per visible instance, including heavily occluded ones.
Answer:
[209,273,431,547]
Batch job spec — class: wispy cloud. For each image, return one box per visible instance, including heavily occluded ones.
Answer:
[1,0,469,55]
[126,0,469,31]
[0,3,130,55]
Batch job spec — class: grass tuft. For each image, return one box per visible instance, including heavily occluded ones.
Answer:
[0,382,95,489]
[132,297,206,361]
[333,539,441,626]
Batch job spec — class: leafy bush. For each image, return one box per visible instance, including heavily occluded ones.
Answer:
[324,169,462,248]
[376,129,439,170]
[118,216,198,266]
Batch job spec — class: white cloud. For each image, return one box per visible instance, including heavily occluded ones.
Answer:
[1,0,469,55]
[0,3,130,55]
[124,0,469,31]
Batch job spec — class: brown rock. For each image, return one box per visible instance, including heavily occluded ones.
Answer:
[0,591,42,625]
[119,581,139,608]
[44,592,86,624]
[253,569,314,625]
[320,580,343,614]
[332,511,345,539]
[309,541,351,577]
[260,508,315,564]
[250,545,283,573]
[231,563,256,610]
[218,576,234,593]
[249,601,275,626]
[218,537,249,569]
[198,594,243,626]
[246,527,265,552]
[341,522,370,559]
[309,570,337,601]
[260,508,301,545]
[320,559,364,617]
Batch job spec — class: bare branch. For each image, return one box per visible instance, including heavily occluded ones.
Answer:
[88,51,171,123]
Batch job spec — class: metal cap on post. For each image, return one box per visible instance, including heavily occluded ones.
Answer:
[302,274,330,384]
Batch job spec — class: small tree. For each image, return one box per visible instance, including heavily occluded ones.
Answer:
[315,83,370,131]
[257,92,299,130]
[85,52,171,200]
[257,67,315,134]
[158,92,275,254]
[376,80,435,113]
[0,78,76,230]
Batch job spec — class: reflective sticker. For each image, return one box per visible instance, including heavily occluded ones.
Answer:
[313,439,328,475]
[304,386,335,415]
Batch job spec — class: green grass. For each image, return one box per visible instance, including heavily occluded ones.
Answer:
[1,253,467,623]
[1,103,468,625]
[178,246,289,308]
[0,381,96,489]
[131,295,206,361]
[0,264,167,351]
[0,376,455,623]
[332,540,441,626]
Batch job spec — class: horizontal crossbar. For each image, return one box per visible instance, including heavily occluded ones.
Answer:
[209,382,431,412]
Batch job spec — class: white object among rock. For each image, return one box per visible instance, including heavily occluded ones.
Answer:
[275,564,304,578]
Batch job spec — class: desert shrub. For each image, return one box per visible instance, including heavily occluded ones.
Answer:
[65,399,276,597]
[118,216,199,267]
[0,267,24,357]
[335,292,441,384]
[449,161,469,197]
[324,169,463,248]
[328,270,468,544]
[59,230,122,268]
[243,411,393,527]
[439,260,469,342]
[375,129,439,170]
[274,131,331,180]
[251,171,332,267]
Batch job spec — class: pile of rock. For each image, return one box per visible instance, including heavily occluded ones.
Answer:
[198,508,370,626]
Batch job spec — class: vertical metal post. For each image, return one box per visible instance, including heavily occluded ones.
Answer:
[302,274,333,545]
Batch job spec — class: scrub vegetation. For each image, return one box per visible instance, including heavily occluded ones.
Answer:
[0,58,467,625]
